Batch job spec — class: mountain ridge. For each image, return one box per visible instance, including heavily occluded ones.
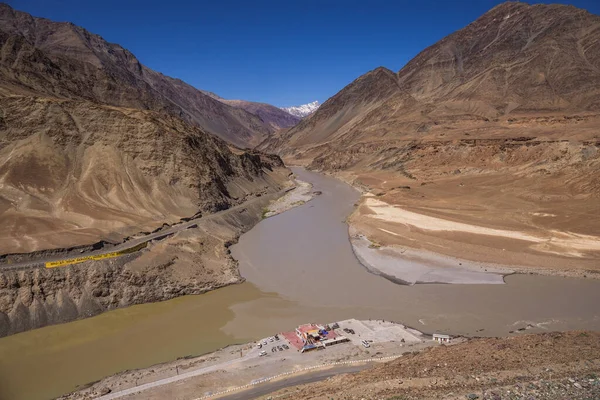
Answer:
[264,1,600,160]
[0,3,276,148]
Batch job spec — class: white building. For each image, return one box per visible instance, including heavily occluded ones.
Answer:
[433,333,451,343]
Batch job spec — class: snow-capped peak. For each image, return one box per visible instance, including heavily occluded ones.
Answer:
[280,101,320,118]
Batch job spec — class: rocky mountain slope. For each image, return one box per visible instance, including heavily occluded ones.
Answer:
[199,91,301,130]
[264,2,600,159]
[0,3,274,148]
[0,94,291,336]
[261,2,600,272]
[281,100,320,118]
[0,185,285,337]
[0,4,292,335]
[0,96,287,254]
[220,99,300,130]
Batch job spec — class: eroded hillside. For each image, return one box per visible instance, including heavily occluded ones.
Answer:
[0,4,293,335]
[0,3,274,148]
[0,96,287,254]
[262,2,600,274]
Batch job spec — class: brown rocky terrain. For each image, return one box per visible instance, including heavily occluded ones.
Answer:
[0,4,294,335]
[221,99,300,130]
[0,3,278,148]
[265,331,600,400]
[200,91,301,131]
[0,93,291,337]
[0,184,286,337]
[0,96,287,254]
[262,2,600,274]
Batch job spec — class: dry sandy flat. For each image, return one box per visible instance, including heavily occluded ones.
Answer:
[351,231,508,285]
[345,170,600,278]
[364,197,600,254]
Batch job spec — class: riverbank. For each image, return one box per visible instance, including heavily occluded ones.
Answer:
[59,319,435,400]
[350,229,510,285]
[320,168,600,281]
[0,162,297,338]
[262,176,317,218]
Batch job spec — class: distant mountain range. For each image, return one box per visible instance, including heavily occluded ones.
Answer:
[199,90,301,131]
[281,101,320,118]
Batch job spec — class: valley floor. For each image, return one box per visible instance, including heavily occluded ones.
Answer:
[328,168,600,281]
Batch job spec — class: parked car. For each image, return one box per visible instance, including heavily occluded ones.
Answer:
[257,343,262,348]
[282,344,289,350]
[348,329,355,334]
[269,337,274,342]
[262,340,267,345]
[274,334,279,341]
[259,350,267,356]
[361,340,370,348]
[343,328,351,334]
[277,346,283,351]
[272,347,277,352]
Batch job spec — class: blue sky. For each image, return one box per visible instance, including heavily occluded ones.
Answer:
[7,0,600,107]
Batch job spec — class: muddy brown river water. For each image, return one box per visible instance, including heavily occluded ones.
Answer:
[1,167,599,400]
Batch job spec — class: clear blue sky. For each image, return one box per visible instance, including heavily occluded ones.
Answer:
[7,0,600,107]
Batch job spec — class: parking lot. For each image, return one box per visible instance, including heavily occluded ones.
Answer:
[256,334,292,356]
[332,319,424,347]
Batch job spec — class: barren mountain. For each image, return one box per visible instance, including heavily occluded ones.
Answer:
[0,3,273,148]
[265,2,600,157]
[0,96,287,254]
[220,99,300,130]
[197,90,300,130]
[0,94,290,335]
[262,1,600,273]
[0,4,292,335]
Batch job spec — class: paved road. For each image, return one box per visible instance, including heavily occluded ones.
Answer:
[2,190,285,271]
[214,364,369,400]
[97,346,263,400]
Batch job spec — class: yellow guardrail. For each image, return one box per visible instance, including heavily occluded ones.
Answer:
[45,242,148,268]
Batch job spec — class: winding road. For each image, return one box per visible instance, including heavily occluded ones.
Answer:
[1,189,287,271]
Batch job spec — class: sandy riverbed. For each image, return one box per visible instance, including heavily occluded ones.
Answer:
[350,229,509,285]
[334,169,600,279]
[263,177,316,218]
